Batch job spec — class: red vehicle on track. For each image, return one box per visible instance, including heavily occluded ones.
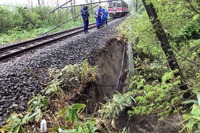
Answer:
[108,0,129,18]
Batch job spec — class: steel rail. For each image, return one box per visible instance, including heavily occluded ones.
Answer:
[0,19,113,62]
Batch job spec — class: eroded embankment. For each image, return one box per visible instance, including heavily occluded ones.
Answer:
[84,38,127,113]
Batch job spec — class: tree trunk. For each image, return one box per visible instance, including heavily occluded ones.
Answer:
[41,0,44,6]
[73,0,76,20]
[27,0,33,8]
[56,0,59,7]
[90,0,93,15]
[135,0,138,12]
[38,0,41,6]
[141,0,190,98]
[70,1,73,18]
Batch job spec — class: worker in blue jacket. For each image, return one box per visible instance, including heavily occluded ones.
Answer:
[95,6,102,29]
[102,6,108,26]
[80,5,90,33]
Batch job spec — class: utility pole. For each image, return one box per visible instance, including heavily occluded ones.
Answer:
[135,0,138,12]
[73,0,76,20]
[141,0,190,98]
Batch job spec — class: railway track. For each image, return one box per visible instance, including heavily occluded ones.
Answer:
[0,19,112,62]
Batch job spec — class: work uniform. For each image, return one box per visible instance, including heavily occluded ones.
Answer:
[96,6,102,29]
[102,8,108,26]
[80,6,89,33]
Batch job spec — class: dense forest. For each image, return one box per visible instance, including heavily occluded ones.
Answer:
[0,0,200,133]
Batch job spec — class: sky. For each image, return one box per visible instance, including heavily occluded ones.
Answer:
[0,0,107,7]
[0,0,84,6]
[0,0,130,7]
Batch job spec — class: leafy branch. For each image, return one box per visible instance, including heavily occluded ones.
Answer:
[181,92,200,133]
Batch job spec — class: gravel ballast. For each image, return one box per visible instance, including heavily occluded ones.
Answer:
[0,17,126,124]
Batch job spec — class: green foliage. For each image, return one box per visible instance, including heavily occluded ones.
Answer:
[58,118,97,133]
[177,21,200,40]
[45,61,98,132]
[0,94,48,132]
[0,113,31,133]
[28,94,48,122]
[56,104,97,133]
[73,118,97,133]
[181,92,200,133]
[99,92,134,119]
[129,71,183,118]
[58,103,86,124]
[45,73,65,98]
[45,60,97,98]
[0,6,19,33]
[1,60,98,132]
[0,6,59,32]
[117,0,200,124]
[118,0,200,82]
[0,27,50,44]
[99,70,185,120]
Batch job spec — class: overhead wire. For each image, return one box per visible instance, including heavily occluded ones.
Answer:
[41,0,112,36]
[60,0,112,9]
[49,0,72,13]
[41,3,101,36]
